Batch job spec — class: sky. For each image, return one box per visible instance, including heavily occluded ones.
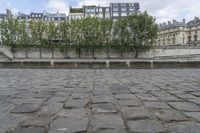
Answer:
[0,0,200,23]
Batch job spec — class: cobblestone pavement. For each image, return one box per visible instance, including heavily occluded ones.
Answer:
[1,69,200,133]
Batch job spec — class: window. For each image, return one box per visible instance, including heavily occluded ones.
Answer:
[194,35,198,41]
[98,14,103,18]
[172,38,175,44]
[99,8,102,12]
[91,8,95,12]
[113,13,119,17]
[129,7,135,11]
[113,7,118,11]
[188,36,191,42]
[106,8,109,12]
[86,8,90,12]
[121,12,127,16]
[121,8,127,11]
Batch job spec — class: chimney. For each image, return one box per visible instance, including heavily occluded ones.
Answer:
[183,19,186,24]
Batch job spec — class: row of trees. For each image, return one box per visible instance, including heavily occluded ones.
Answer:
[0,11,158,58]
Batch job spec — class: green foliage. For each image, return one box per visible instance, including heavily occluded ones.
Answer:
[0,11,158,58]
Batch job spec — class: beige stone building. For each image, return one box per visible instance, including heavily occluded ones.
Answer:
[156,17,200,46]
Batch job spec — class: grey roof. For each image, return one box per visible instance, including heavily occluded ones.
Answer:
[159,17,200,31]
[44,12,67,18]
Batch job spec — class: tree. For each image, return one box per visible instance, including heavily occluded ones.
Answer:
[99,19,113,58]
[113,18,129,58]
[59,21,71,53]
[18,20,30,58]
[127,11,158,58]
[70,19,83,58]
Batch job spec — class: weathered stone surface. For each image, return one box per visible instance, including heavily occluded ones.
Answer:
[137,93,158,101]
[92,103,118,113]
[20,117,53,127]
[93,90,112,96]
[64,99,89,109]
[47,96,68,103]
[93,128,127,133]
[10,103,41,114]
[127,120,166,133]
[121,107,149,120]
[114,94,137,100]
[90,114,125,131]
[110,84,130,94]
[144,102,171,109]
[168,102,200,112]
[0,102,13,113]
[184,112,200,122]
[58,109,88,118]
[158,96,182,102]
[0,113,27,133]
[117,99,141,107]
[152,109,188,122]
[71,93,91,99]
[166,122,200,133]
[92,96,115,104]
[37,102,63,117]
[54,92,71,97]
[49,118,89,133]
[7,127,47,133]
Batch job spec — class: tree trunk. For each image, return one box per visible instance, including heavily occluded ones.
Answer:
[92,44,94,59]
[107,46,110,59]
[78,47,81,58]
[39,46,42,59]
[25,46,28,59]
[121,45,123,59]
[135,50,139,58]
[52,44,54,58]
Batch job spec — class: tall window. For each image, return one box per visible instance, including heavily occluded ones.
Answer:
[172,38,175,44]
[194,35,198,41]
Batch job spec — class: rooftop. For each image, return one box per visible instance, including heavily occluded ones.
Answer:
[158,17,200,31]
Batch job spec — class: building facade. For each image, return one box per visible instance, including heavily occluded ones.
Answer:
[43,11,68,22]
[17,12,30,20]
[156,17,200,46]
[83,6,110,19]
[69,7,84,20]
[110,3,140,19]
[30,12,44,20]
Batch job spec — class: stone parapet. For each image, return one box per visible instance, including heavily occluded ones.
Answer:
[0,60,200,69]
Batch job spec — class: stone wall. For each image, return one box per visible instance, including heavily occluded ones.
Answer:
[2,47,200,59]
[1,60,200,69]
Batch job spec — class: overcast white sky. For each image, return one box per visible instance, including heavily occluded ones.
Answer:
[0,0,200,23]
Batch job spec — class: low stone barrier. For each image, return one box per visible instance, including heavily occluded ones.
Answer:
[0,60,200,69]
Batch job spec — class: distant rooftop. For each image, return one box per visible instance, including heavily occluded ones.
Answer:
[158,17,200,31]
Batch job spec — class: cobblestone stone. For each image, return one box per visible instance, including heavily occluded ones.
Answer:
[0,69,200,133]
